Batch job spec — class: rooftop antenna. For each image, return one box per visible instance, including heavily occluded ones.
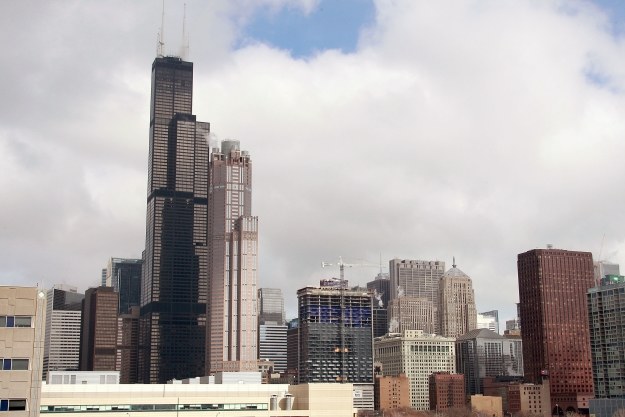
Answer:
[156,0,165,57]
[452,256,456,268]
[379,253,383,275]
[180,3,189,60]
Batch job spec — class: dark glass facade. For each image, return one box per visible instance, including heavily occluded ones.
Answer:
[79,287,119,371]
[140,57,209,383]
[297,286,374,384]
[517,248,594,412]
[106,258,142,314]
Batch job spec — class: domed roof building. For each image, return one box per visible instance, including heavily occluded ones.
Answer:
[438,259,477,338]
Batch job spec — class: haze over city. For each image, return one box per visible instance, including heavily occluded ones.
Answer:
[2,0,625,322]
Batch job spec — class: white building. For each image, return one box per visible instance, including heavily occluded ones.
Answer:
[476,312,498,333]
[374,329,456,410]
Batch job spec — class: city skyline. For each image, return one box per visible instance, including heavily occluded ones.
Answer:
[3,1,625,323]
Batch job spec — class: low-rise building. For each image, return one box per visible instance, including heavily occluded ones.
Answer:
[375,374,410,411]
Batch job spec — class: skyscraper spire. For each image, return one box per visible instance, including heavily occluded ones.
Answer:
[156,0,165,57]
[180,3,189,60]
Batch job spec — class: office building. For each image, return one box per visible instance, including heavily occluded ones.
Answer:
[371,307,388,338]
[79,287,119,372]
[506,318,520,332]
[389,259,445,309]
[258,323,287,374]
[117,307,140,384]
[43,285,84,379]
[387,296,436,334]
[429,372,465,411]
[588,274,625,398]
[297,286,374,385]
[478,310,499,333]
[0,286,46,415]
[438,262,477,338]
[258,288,285,325]
[374,374,410,411]
[367,272,391,311]
[207,139,258,373]
[517,247,595,412]
[286,319,299,379]
[140,56,209,383]
[594,261,620,286]
[40,382,355,417]
[104,258,142,314]
[374,329,456,410]
[456,328,523,396]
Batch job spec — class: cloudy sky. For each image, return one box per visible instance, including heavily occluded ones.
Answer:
[2,0,625,322]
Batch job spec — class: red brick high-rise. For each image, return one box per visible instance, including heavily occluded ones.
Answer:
[517,248,594,413]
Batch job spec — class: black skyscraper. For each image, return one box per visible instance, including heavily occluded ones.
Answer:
[140,56,209,383]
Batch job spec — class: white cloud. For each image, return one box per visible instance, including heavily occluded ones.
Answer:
[1,0,625,321]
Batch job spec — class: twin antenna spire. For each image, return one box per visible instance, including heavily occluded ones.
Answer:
[156,1,189,60]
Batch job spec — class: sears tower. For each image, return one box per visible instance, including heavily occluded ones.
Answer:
[140,56,209,383]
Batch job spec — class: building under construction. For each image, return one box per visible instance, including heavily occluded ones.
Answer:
[297,286,374,384]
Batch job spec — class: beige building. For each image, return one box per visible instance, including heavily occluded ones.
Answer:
[471,394,503,417]
[40,382,355,417]
[0,286,46,416]
[515,381,551,417]
[374,330,456,410]
[388,296,436,334]
[438,262,477,338]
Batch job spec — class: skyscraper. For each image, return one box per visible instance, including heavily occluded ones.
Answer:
[297,286,374,384]
[587,274,625,398]
[104,257,142,314]
[438,263,477,338]
[367,272,390,338]
[517,248,594,413]
[140,56,209,383]
[43,285,84,379]
[79,287,119,372]
[207,140,258,373]
[389,259,444,333]
[388,296,436,334]
[258,288,285,325]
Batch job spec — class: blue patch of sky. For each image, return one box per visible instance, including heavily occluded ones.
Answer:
[590,0,625,35]
[239,0,376,58]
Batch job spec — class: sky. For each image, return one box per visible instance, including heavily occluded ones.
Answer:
[2,0,625,322]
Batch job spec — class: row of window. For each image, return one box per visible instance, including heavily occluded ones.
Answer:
[2,359,29,370]
[0,316,32,328]
[0,399,26,411]
[42,403,267,412]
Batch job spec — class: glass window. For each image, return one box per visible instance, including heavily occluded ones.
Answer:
[12,360,28,371]
[14,317,31,328]
[0,317,5,327]
[3,359,11,370]
[9,400,26,411]
[0,400,7,411]
[6,317,14,327]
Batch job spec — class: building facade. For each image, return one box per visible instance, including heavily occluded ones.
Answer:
[80,287,119,372]
[104,258,142,314]
[374,330,456,410]
[140,56,209,383]
[297,286,374,385]
[258,288,285,325]
[387,296,436,334]
[517,248,595,412]
[429,372,465,411]
[207,140,258,373]
[389,259,445,315]
[588,274,625,398]
[438,263,477,338]
[375,374,411,411]
[43,285,84,379]
[258,324,287,374]
[456,328,523,396]
[0,286,46,416]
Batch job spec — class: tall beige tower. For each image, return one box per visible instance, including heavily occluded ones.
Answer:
[438,261,477,338]
[207,140,258,373]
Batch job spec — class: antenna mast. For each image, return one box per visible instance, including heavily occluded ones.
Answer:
[180,3,189,60]
[157,0,165,57]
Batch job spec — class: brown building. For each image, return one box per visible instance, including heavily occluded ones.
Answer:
[116,306,140,383]
[79,287,118,372]
[376,374,411,411]
[517,248,594,413]
[482,376,524,414]
[429,372,465,411]
[470,394,503,417]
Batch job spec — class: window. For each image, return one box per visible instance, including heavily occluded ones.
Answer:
[0,316,31,328]
[1,359,29,371]
[0,399,26,412]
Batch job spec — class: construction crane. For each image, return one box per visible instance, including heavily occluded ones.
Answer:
[320,256,377,383]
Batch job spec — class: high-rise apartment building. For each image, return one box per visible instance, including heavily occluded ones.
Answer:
[297,286,374,384]
[43,285,84,379]
[79,287,119,372]
[517,248,595,412]
[207,140,258,373]
[374,329,456,410]
[258,288,285,325]
[588,274,625,398]
[438,263,477,338]
[0,286,46,415]
[456,328,523,396]
[140,56,209,383]
[387,296,436,334]
[104,258,142,314]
